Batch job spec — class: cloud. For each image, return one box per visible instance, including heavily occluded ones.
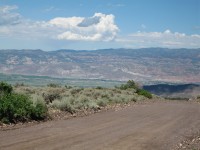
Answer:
[0,6,119,42]
[49,17,83,28]
[49,13,119,41]
[57,31,102,41]
[44,6,61,12]
[0,5,21,26]
[116,30,200,48]
[78,16,101,27]
[0,5,199,49]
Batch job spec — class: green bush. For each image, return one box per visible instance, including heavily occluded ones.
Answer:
[96,86,103,89]
[65,85,72,89]
[136,89,152,99]
[118,80,138,90]
[31,102,47,120]
[47,83,60,88]
[0,81,13,95]
[126,80,138,89]
[0,93,47,123]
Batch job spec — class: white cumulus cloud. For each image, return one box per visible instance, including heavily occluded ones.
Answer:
[49,13,119,41]
[0,6,119,42]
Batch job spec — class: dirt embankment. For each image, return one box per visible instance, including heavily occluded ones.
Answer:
[0,101,200,150]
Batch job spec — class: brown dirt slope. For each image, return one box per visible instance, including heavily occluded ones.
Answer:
[0,101,200,150]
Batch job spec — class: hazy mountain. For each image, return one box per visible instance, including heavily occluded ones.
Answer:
[0,48,200,84]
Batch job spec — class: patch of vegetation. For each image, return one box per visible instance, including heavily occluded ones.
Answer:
[164,97,189,101]
[0,93,47,123]
[136,89,152,99]
[196,95,200,103]
[95,86,103,89]
[0,82,47,124]
[117,80,138,90]
[51,97,75,114]
[0,81,13,95]
[43,92,61,104]
[14,82,25,87]
[0,80,154,124]
[65,85,72,89]
[116,80,152,99]
[47,83,61,88]
[70,87,83,95]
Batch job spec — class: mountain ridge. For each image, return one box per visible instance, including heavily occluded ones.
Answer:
[0,48,200,83]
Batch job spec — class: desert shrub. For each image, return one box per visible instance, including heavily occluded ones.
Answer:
[92,90,102,99]
[0,93,47,123]
[74,96,89,109]
[96,98,108,107]
[197,95,200,99]
[136,89,152,99]
[96,86,103,89]
[73,96,98,110]
[100,91,110,99]
[82,89,92,97]
[87,101,99,110]
[14,82,25,87]
[110,95,122,103]
[110,94,135,104]
[15,86,36,95]
[43,92,61,103]
[0,81,13,95]
[30,94,47,119]
[65,85,72,89]
[118,80,138,90]
[164,97,189,101]
[119,84,129,90]
[31,102,48,120]
[31,94,45,105]
[117,95,136,103]
[70,87,83,95]
[42,87,65,103]
[112,88,122,93]
[126,80,138,89]
[47,83,61,88]
[51,97,75,114]
[129,95,138,102]
[135,95,146,101]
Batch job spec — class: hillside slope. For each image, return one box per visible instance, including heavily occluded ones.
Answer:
[0,48,200,83]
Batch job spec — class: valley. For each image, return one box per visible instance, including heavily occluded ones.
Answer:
[0,48,200,83]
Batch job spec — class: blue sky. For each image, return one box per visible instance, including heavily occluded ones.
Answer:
[0,0,199,50]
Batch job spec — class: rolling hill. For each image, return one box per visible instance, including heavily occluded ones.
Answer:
[0,48,200,84]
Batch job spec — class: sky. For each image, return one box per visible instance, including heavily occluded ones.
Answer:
[0,0,199,50]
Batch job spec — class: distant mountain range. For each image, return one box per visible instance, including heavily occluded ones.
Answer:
[0,48,200,84]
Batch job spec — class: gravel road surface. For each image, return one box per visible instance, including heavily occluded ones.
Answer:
[0,101,200,150]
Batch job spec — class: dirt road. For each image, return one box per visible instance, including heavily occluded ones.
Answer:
[0,101,200,150]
